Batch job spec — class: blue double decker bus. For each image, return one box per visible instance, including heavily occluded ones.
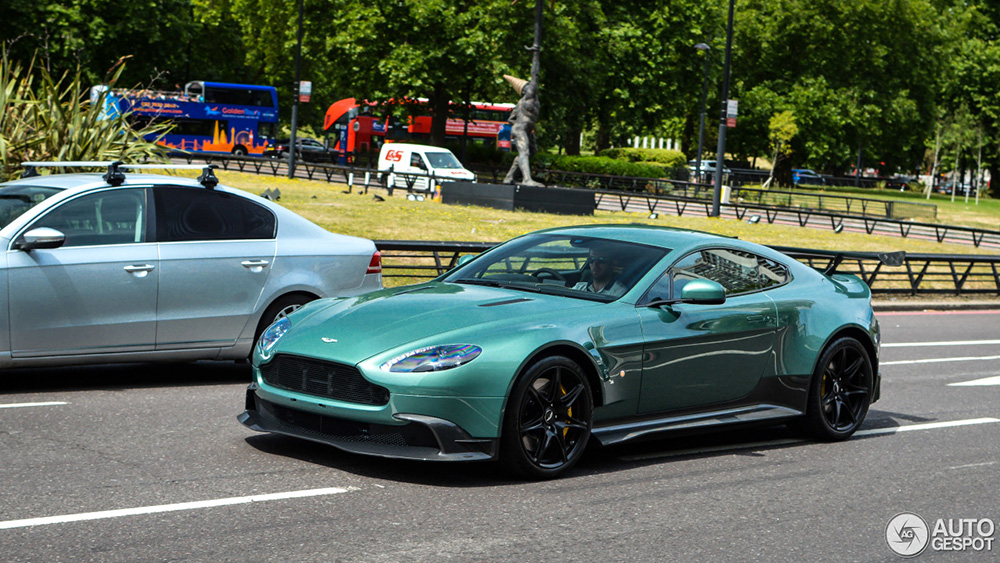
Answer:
[93,81,279,157]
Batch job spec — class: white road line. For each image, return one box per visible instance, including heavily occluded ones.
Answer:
[854,418,1000,436]
[619,417,1000,462]
[881,355,1000,366]
[0,487,354,531]
[883,340,1000,348]
[949,461,997,470]
[950,375,1000,387]
[0,401,68,409]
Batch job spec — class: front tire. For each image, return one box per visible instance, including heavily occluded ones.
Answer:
[500,356,593,479]
[803,337,874,441]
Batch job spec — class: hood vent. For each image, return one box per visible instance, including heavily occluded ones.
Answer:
[478,297,533,308]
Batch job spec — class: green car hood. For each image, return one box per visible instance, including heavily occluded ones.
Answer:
[274,282,595,363]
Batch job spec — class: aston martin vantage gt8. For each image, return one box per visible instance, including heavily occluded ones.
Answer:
[239,224,881,479]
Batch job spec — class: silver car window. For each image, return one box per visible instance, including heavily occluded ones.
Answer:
[0,185,64,229]
[28,189,147,247]
[154,186,275,241]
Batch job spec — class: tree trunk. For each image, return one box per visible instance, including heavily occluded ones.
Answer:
[429,84,449,146]
[594,121,611,154]
[564,127,582,155]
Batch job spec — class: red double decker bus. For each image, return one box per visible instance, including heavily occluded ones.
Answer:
[322,97,514,160]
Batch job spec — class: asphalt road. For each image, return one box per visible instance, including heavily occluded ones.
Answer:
[1,309,998,562]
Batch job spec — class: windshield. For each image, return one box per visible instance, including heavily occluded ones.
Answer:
[442,234,669,302]
[0,185,64,229]
[425,152,463,169]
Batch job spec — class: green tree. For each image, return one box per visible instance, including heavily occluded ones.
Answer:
[733,0,946,174]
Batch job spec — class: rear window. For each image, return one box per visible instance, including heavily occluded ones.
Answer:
[154,187,276,241]
[0,185,64,229]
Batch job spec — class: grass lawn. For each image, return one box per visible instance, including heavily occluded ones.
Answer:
[199,171,997,258]
[792,183,1000,231]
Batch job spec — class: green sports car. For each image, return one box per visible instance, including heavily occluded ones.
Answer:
[239,224,882,479]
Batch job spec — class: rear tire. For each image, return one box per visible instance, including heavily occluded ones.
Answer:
[500,356,593,479]
[802,337,874,441]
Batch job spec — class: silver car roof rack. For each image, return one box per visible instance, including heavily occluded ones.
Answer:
[20,161,219,189]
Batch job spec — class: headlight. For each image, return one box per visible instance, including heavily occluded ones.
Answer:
[257,317,291,358]
[380,344,482,373]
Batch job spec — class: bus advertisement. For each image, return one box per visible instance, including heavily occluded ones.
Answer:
[92,81,279,157]
[322,97,514,161]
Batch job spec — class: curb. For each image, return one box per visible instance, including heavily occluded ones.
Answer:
[872,300,1000,312]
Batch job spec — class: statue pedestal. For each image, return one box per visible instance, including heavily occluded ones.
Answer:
[441,182,594,216]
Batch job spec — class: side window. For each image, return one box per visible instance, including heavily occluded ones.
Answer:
[671,248,788,296]
[410,153,426,169]
[154,187,275,242]
[29,189,146,247]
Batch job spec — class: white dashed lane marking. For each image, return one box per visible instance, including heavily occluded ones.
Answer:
[0,487,355,530]
[0,401,68,409]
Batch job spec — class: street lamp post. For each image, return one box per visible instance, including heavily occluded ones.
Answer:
[711,0,736,217]
[694,43,710,184]
[287,0,304,179]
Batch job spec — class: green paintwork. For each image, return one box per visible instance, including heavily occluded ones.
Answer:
[251,224,879,444]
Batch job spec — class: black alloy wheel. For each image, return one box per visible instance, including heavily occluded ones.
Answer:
[501,356,593,479]
[804,337,873,440]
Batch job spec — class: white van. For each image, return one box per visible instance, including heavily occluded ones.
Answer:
[377,143,476,191]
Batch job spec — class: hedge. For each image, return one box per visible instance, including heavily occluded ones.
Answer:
[598,147,687,168]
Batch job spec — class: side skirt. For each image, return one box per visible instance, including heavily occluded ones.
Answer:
[592,374,810,447]
[592,403,803,447]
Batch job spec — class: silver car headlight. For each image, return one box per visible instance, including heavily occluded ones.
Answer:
[380,344,482,373]
[257,317,291,360]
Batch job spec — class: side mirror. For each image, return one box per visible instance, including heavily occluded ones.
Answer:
[452,254,476,271]
[15,227,66,251]
[679,279,727,305]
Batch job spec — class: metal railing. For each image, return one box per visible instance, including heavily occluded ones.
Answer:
[374,240,1000,297]
[176,154,998,249]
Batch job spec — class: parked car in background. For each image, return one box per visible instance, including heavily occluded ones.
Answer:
[687,159,732,177]
[241,224,883,479]
[0,162,382,368]
[265,138,338,162]
[935,180,977,196]
[792,169,826,186]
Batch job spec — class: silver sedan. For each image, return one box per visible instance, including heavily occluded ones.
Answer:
[0,163,382,368]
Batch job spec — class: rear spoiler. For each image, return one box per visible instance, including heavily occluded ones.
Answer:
[771,246,906,276]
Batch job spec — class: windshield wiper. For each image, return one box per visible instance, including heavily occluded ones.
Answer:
[455,279,542,293]
[456,279,505,288]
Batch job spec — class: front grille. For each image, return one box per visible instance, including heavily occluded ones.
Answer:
[256,396,434,448]
[260,354,390,406]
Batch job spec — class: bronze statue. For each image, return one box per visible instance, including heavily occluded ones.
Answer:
[502,75,542,186]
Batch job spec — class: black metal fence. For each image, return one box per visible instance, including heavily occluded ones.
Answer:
[374,240,1000,297]
[179,154,998,249]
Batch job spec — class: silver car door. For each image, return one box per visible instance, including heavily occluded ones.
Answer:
[7,188,157,357]
[152,186,276,349]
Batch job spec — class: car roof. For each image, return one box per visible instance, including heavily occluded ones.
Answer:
[2,172,210,194]
[530,223,738,250]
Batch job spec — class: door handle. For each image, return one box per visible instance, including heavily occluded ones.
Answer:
[241,259,270,272]
[124,264,155,278]
[746,314,767,324]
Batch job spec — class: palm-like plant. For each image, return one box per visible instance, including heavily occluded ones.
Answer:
[1,50,171,181]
